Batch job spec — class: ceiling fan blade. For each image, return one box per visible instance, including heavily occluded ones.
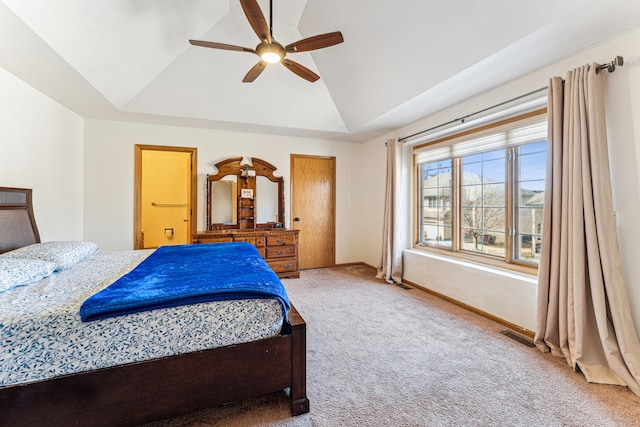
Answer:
[243,61,268,82]
[189,39,254,53]
[240,0,271,43]
[285,31,344,53]
[281,59,320,82]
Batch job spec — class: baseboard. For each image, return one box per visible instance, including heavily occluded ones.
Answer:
[401,278,535,339]
[361,263,377,272]
[332,262,377,271]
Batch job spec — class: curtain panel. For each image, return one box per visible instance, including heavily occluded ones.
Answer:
[376,138,403,284]
[535,64,640,395]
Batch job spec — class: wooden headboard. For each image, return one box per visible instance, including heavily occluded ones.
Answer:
[0,187,41,254]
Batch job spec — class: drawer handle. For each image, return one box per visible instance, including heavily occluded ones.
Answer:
[284,264,292,269]
[277,238,285,244]
[277,250,285,255]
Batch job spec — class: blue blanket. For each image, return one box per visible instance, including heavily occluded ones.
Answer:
[79,242,290,322]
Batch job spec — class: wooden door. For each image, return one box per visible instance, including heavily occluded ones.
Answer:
[134,145,197,249]
[291,155,335,269]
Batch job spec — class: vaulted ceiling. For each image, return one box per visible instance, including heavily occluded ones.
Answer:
[1,0,639,141]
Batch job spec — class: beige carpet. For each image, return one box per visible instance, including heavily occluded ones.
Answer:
[144,266,640,427]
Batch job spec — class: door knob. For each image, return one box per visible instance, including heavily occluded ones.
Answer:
[294,217,300,221]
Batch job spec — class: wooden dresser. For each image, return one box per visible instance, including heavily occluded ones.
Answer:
[192,229,299,279]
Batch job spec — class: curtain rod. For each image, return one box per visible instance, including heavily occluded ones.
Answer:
[399,55,624,143]
[596,55,624,73]
[399,86,547,143]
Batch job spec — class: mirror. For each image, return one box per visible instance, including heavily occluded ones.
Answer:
[256,176,279,223]
[210,176,237,225]
[206,157,284,231]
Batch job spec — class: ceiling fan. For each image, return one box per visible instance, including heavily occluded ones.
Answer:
[189,0,344,83]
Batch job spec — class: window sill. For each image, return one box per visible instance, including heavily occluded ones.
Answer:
[410,245,539,279]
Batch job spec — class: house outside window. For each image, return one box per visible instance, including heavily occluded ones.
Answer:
[419,159,452,247]
[414,111,547,271]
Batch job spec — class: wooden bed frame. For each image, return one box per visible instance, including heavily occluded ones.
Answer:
[0,187,309,426]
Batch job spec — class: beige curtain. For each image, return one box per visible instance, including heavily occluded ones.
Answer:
[376,138,403,284]
[535,64,640,395]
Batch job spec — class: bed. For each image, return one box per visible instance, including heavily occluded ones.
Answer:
[0,186,308,427]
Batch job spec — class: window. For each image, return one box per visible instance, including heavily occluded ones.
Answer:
[414,112,547,269]
[419,160,452,247]
[515,140,546,263]
[461,149,506,257]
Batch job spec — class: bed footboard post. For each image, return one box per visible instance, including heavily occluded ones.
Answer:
[288,305,309,415]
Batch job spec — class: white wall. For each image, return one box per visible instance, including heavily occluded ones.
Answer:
[83,119,362,264]
[359,27,640,332]
[0,66,84,241]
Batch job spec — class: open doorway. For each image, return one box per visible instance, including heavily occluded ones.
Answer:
[134,145,197,249]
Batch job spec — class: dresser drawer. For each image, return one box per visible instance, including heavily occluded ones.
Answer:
[266,235,296,246]
[234,235,266,247]
[267,259,298,273]
[234,236,256,245]
[193,237,233,244]
[265,245,296,258]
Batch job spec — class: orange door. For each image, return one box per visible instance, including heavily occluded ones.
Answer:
[290,155,336,269]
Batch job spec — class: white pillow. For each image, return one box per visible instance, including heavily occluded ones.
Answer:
[0,241,99,271]
[0,258,57,292]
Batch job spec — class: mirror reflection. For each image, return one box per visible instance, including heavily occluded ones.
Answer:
[210,176,237,226]
[256,176,278,224]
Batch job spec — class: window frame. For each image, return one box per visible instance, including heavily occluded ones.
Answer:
[412,109,547,275]
[417,159,453,248]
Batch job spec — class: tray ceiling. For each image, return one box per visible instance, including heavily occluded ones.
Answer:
[1,0,639,141]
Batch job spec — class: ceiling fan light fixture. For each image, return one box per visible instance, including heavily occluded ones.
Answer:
[256,41,285,63]
[261,51,282,63]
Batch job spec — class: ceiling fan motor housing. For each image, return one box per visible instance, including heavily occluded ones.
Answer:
[256,41,286,62]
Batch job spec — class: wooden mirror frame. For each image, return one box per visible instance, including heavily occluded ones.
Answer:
[206,157,284,230]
